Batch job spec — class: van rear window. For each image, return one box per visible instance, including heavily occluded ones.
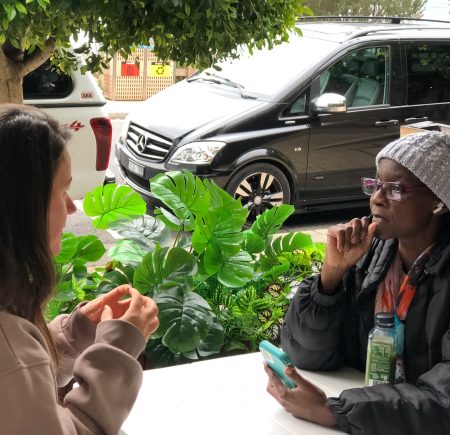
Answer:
[406,44,450,105]
[23,61,73,99]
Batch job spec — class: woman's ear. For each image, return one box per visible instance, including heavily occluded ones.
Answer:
[433,202,448,215]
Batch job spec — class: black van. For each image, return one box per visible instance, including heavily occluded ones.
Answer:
[116,18,450,218]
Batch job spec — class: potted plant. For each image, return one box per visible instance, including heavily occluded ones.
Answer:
[49,170,325,368]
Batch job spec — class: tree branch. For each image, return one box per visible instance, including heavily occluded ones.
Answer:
[21,37,56,76]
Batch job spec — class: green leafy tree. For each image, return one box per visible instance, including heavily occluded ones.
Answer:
[0,0,307,103]
[305,0,425,18]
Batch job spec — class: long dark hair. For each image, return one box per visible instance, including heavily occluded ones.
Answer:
[0,104,69,361]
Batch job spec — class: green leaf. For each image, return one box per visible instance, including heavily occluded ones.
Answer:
[52,290,77,302]
[192,207,246,255]
[196,317,224,357]
[108,215,171,249]
[106,267,133,284]
[144,339,186,368]
[249,205,295,240]
[3,4,17,21]
[9,38,20,49]
[155,288,213,353]
[223,341,248,352]
[150,170,210,222]
[236,286,257,311]
[243,230,265,254]
[204,247,254,288]
[46,300,63,321]
[271,231,313,256]
[133,247,197,296]
[53,233,79,264]
[203,179,247,214]
[53,233,105,265]
[14,2,27,14]
[73,235,106,263]
[36,0,47,10]
[154,206,194,232]
[108,239,148,265]
[261,262,291,279]
[83,184,146,229]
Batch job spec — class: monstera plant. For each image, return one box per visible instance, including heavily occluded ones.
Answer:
[49,170,324,367]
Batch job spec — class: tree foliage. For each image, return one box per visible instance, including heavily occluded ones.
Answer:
[305,0,426,18]
[0,0,308,103]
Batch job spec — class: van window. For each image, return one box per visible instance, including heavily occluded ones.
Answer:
[23,61,73,99]
[406,43,450,105]
[287,92,308,115]
[319,46,389,108]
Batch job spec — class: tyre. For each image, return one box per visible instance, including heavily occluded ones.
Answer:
[226,163,291,220]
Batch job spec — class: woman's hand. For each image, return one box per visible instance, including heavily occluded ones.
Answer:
[80,285,159,340]
[80,285,133,324]
[320,217,378,294]
[101,287,159,340]
[264,363,336,427]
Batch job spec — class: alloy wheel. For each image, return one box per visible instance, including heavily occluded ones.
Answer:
[234,171,284,219]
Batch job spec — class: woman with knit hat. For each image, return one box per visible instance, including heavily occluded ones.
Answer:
[265,131,450,434]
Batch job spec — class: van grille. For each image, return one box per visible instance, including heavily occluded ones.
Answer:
[126,122,172,161]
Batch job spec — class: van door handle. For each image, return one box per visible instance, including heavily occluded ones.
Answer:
[404,116,429,124]
[375,120,399,128]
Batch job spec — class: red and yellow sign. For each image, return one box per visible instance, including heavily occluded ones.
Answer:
[149,63,172,78]
[121,61,140,76]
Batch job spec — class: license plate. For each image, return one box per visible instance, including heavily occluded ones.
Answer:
[128,159,144,177]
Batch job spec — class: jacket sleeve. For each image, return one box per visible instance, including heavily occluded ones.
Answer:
[328,324,450,435]
[0,319,146,435]
[49,304,97,387]
[281,274,348,370]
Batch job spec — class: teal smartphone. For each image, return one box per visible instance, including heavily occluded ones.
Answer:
[259,340,297,389]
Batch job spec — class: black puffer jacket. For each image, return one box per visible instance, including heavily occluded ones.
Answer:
[281,228,450,434]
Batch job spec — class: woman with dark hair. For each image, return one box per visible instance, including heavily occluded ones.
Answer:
[0,104,159,434]
[265,131,450,434]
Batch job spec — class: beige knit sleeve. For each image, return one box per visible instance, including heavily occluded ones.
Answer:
[49,304,97,387]
[0,318,145,434]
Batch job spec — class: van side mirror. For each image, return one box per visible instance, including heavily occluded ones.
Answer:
[312,93,347,114]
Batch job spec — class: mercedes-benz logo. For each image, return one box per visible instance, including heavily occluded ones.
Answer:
[136,134,148,153]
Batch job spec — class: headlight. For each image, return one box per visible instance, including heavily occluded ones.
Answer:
[169,141,226,165]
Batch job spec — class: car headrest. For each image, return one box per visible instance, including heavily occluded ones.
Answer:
[345,58,362,74]
[360,59,381,77]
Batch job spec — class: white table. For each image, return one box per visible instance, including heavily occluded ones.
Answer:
[120,352,364,435]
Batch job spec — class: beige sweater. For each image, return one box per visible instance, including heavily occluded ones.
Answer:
[0,307,146,434]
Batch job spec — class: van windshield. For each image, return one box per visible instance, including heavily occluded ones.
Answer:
[193,34,338,98]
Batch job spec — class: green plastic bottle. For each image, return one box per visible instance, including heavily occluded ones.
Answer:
[365,312,396,386]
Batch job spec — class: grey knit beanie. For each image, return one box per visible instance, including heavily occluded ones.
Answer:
[376,131,450,210]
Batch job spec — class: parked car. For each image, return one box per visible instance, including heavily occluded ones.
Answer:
[116,17,450,218]
[24,60,113,199]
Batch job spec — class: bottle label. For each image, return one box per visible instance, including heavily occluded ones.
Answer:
[365,336,395,386]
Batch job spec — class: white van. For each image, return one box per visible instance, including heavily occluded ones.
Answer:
[24,61,113,199]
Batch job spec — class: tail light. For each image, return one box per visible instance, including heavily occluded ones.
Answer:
[90,117,112,171]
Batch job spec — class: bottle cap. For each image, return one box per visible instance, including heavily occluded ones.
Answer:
[375,312,395,328]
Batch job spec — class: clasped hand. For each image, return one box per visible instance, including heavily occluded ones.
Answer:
[80,285,159,340]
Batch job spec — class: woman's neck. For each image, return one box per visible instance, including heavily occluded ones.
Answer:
[398,229,438,270]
